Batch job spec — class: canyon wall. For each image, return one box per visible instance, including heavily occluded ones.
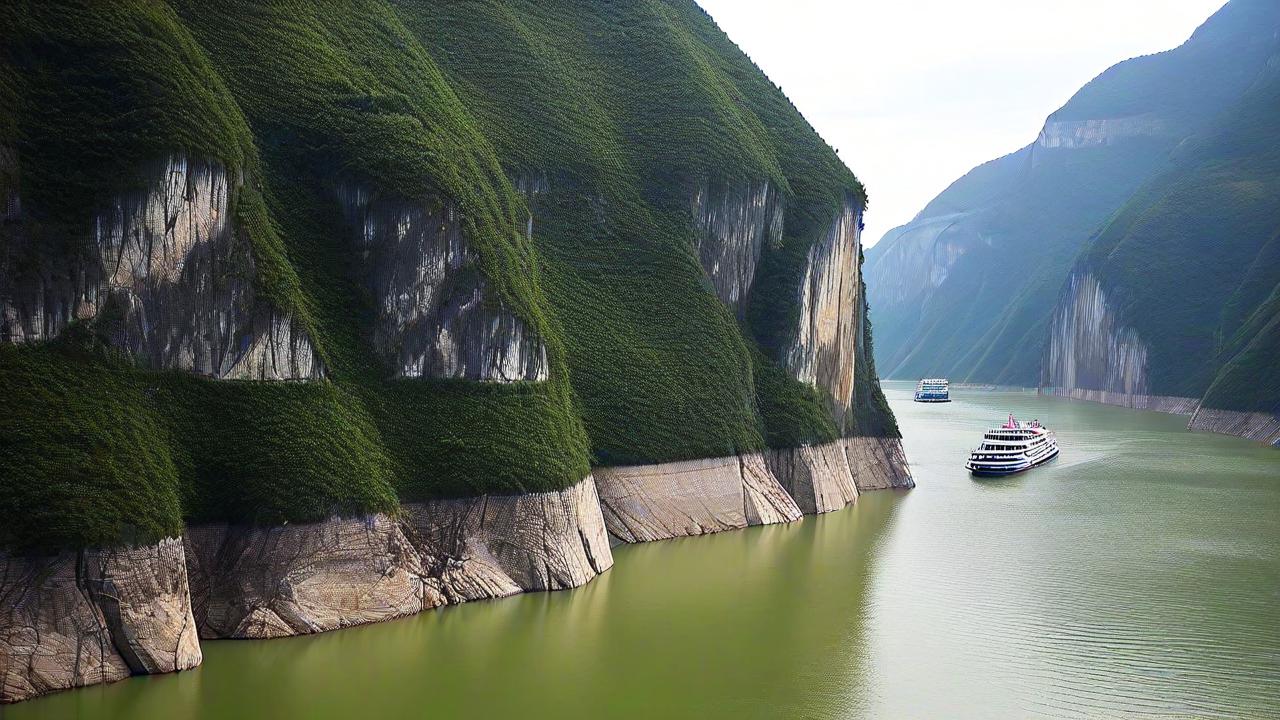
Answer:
[185,476,611,639]
[0,1,915,705]
[1188,407,1280,446]
[594,453,802,542]
[865,0,1280,387]
[0,155,319,380]
[336,184,547,382]
[785,198,863,429]
[1035,116,1170,150]
[0,539,201,703]
[689,179,783,310]
[1,478,611,702]
[764,441,859,515]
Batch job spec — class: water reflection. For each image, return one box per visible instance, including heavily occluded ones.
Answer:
[12,489,901,720]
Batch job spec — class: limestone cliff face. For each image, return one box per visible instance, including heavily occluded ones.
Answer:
[1043,272,1199,413]
[786,197,863,429]
[0,155,319,380]
[184,476,611,639]
[844,437,915,492]
[0,539,201,704]
[1035,116,1170,150]
[336,184,547,382]
[764,441,859,514]
[689,179,783,309]
[593,453,802,543]
[864,212,980,308]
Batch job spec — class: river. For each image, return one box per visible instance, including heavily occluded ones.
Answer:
[10,382,1279,719]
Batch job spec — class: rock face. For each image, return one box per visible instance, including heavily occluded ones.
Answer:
[184,476,611,639]
[0,538,201,704]
[1035,116,1170,150]
[844,437,915,492]
[764,441,859,514]
[863,212,978,308]
[336,184,547,382]
[184,515,436,639]
[689,179,783,309]
[1188,407,1280,447]
[1043,273,1201,415]
[401,476,613,600]
[0,154,319,380]
[786,197,863,430]
[1046,273,1150,396]
[594,453,802,542]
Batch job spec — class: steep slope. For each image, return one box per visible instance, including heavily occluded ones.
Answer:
[865,0,1280,386]
[0,0,907,702]
[1045,40,1280,443]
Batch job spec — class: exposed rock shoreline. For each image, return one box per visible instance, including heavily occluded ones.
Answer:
[1188,407,1280,447]
[1041,387,1278,446]
[1041,386,1201,416]
[0,447,913,704]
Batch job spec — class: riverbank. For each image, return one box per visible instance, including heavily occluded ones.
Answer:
[1,439,912,704]
[8,383,1277,720]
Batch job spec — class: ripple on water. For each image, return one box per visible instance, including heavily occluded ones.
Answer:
[868,383,1280,720]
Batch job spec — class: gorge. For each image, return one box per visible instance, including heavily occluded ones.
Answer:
[864,0,1280,446]
[0,0,910,704]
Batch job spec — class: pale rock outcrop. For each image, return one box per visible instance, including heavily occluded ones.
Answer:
[786,197,863,430]
[593,453,802,543]
[1046,273,1149,395]
[764,441,859,514]
[0,539,201,704]
[184,515,437,639]
[0,154,319,380]
[1036,115,1170,149]
[863,212,978,307]
[335,184,547,382]
[183,477,611,639]
[1043,272,1202,415]
[690,179,783,309]
[401,475,612,600]
[844,437,915,491]
[1188,407,1280,446]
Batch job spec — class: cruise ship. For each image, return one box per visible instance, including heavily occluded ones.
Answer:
[914,378,950,402]
[965,415,1059,476]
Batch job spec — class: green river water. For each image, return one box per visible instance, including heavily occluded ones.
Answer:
[9,382,1279,719]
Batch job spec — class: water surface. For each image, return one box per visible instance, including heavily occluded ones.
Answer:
[12,383,1279,719]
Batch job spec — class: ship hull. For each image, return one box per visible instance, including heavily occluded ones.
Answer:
[967,446,1059,477]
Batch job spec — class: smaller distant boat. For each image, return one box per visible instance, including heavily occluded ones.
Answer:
[914,378,951,402]
[966,415,1059,476]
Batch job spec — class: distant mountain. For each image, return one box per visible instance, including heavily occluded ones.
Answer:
[1046,31,1280,442]
[865,0,1280,395]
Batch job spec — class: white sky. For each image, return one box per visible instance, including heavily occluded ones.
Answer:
[696,0,1228,246]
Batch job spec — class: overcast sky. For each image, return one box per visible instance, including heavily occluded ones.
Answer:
[696,0,1228,246]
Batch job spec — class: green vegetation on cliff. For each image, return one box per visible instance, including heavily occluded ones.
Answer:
[0,0,898,551]
[865,0,1280,390]
[1076,53,1280,412]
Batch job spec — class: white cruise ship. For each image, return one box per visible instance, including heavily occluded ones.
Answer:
[965,415,1059,476]
[914,378,950,402]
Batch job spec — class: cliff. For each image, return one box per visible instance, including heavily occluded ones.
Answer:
[1043,27,1280,443]
[865,0,1280,389]
[0,0,909,702]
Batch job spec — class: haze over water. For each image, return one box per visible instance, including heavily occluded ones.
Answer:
[13,383,1279,719]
